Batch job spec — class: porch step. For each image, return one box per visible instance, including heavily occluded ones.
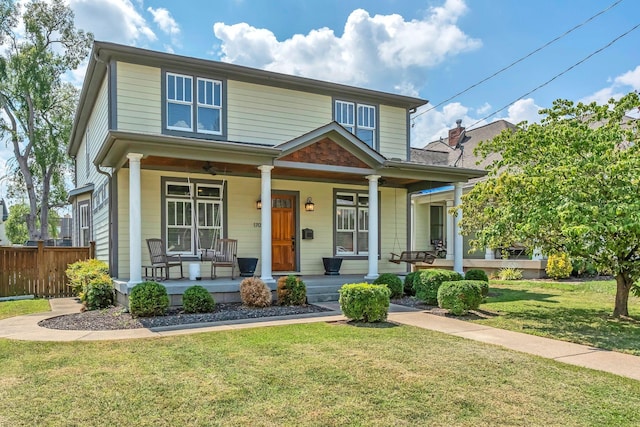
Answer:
[305,283,344,303]
[307,293,340,303]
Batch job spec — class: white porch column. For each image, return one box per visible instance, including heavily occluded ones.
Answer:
[445,200,454,260]
[259,165,274,283]
[453,182,464,274]
[485,247,496,260]
[128,153,143,284]
[365,175,381,280]
[531,248,544,260]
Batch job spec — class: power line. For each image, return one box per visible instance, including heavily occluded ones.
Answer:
[467,22,640,129]
[412,0,625,121]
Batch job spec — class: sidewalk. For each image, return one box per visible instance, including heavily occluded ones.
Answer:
[2,298,640,381]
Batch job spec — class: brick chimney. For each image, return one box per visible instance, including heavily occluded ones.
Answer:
[448,119,465,147]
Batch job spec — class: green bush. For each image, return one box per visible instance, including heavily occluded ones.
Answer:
[182,285,215,313]
[129,281,169,317]
[240,277,272,307]
[84,274,115,310]
[437,280,483,316]
[66,259,110,302]
[339,283,390,323]
[277,275,307,306]
[465,269,489,282]
[373,273,403,298]
[414,269,463,304]
[571,257,597,278]
[474,280,490,298]
[497,267,523,280]
[403,271,418,296]
[546,252,572,279]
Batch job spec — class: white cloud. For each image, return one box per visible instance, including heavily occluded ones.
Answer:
[147,7,180,36]
[580,65,640,104]
[69,0,156,45]
[500,98,541,125]
[213,0,481,92]
[614,65,640,90]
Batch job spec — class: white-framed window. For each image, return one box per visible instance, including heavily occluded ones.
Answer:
[79,201,90,246]
[197,78,222,134]
[335,100,376,148]
[166,73,193,131]
[335,192,368,255]
[164,181,224,255]
[165,73,223,136]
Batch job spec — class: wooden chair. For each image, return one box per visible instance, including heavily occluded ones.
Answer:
[210,238,238,279]
[146,238,184,280]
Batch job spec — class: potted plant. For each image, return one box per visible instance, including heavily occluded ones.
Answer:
[237,257,259,277]
[322,257,343,275]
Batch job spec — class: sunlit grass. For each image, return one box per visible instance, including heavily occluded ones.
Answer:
[0,299,50,320]
[474,279,640,355]
[2,323,640,426]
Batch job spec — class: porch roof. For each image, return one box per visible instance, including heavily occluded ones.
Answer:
[96,128,485,191]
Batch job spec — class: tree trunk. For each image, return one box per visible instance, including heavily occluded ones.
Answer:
[613,271,631,318]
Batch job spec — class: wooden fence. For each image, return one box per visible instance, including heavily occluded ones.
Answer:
[0,241,95,298]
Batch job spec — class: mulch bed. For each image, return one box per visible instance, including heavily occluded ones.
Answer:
[38,302,332,331]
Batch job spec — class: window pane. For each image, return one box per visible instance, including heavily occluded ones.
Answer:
[358,195,368,206]
[184,78,192,102]
[176,76,184,100]
[336,193,355,206]
[168,228,192,252]
[167,75,176,100]
[357,231,369,253]
[356,128,374,147]
[197,185,221,199]
[213,82,221,106]
[359,208,369,231]
[197,107,221,133]
[198,79,205,104]
[198,228,218,250]
[167,184,190,196]
[336,232,354,254]
[168,103,192,129]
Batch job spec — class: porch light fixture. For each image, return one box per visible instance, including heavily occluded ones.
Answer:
[256,199,262,210]
[305,197,315,212]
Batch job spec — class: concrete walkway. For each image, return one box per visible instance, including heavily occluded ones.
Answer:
[2,298,640,381]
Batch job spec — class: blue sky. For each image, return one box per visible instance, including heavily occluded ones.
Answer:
[1,0,640,197]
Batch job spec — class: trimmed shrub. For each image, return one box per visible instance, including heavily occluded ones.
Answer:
[403,271,418,296]
[129,281,169,317]
[373,273,403,298]
[66,259,110,302]
[437,280,483,316]
[84,274,115,310]
[465,269,489,282]
[414,269,463,304]
[182,285,215,313]
[339,283,390,323]
[277,275,306,306]
[474,280,490,298]
[546,252,572,279]
[497,267,523,280]
[240,277,272,307]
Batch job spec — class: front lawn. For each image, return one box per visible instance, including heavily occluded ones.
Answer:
[473,280,640,355]
[2,323,640,426]
[0,299,50,320]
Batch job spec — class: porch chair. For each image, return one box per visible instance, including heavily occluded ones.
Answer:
[146,238,184,280]
[210,238,238,279]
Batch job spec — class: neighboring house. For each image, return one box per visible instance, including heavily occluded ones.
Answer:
[67,41,483,294]
[411,119,548,278]
[0,199,8,245]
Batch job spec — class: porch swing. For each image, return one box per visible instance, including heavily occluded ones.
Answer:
[388,188,436,265]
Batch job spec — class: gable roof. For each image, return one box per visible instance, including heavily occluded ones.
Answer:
[411,119,516,170]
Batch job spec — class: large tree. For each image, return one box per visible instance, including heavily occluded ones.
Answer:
[0,0,92,240]
[459,92,640,317]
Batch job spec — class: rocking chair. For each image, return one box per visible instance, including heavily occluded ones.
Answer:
[146,238,184,280]
[210,238,238,279]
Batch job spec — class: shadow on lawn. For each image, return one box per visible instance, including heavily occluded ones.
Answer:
[488,287,559,304]
[490,304,640,355]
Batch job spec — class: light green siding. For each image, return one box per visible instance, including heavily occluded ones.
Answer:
[379,105,407,160]
[116,62,161,133]
[227,80,332,145]
[116,170,408,279]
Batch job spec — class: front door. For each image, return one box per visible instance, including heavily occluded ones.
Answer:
[271,194,296,271]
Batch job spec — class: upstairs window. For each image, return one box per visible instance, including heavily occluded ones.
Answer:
[165,73,223,137]
[335,100,377,148]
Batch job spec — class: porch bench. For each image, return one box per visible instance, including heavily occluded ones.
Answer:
[389,251,436,265]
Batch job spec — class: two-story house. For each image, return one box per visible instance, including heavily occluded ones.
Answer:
[67,41,483,299]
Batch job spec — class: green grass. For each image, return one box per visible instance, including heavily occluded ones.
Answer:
[0,299,50,320]
[474,280,640,355]
[2,323,640,426]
